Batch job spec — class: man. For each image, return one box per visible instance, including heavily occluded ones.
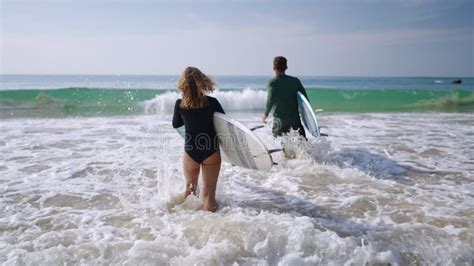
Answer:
[262,56,308,138]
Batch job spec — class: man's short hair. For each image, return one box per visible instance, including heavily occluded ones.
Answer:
[273,56,287,71]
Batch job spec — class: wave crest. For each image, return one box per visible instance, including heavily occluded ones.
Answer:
[143,89,268,114]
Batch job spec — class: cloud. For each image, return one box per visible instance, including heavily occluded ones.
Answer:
[2,1,472,75]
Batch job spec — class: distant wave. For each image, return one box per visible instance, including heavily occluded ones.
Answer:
[1,87,473,118]
[308,88,474,113]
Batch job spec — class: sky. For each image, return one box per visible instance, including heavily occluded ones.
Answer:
[1,0,473,76]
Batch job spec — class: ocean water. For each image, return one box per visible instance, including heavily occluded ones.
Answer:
[1,75,474,117]
[1,75,473,264]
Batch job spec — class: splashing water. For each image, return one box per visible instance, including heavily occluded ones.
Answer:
[1,111,473,264]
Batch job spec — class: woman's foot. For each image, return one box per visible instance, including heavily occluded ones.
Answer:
[203,198,218,212]
[183,183,197,199]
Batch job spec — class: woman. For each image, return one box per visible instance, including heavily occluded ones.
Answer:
[172,67,225,212]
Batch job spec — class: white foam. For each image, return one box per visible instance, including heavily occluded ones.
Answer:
[0,112,473,264]
[142,89,267,114]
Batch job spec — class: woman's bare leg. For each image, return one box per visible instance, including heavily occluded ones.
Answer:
[201,151,221,212]
[183,152,200,198]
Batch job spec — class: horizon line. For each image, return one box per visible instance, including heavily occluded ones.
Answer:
[1,73,472,79]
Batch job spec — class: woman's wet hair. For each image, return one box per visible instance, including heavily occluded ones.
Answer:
[177,67,215,109]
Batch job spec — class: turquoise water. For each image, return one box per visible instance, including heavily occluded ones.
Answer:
[1,75,473,264]
[1,75,473,117]
[2,75,473,91]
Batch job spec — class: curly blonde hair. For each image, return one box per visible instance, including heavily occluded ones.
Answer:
[177,67,215,109]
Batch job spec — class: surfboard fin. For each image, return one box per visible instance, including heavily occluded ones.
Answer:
[273,162,278,165]
[320,133,329,137]
[268,149,283,154]
[250,125,265,131]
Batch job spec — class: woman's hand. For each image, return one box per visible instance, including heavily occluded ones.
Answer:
[261,114,268,123]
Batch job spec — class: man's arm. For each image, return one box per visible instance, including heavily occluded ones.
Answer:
[262,82,276,122]
[264,83,275,116]
[297,78,308,101]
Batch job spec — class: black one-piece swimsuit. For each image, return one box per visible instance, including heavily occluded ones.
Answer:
[172,96,225,164]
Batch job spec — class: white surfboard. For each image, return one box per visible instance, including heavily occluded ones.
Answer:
[176,113,274,171]
[214,113,274,170]
[297,91,320,138]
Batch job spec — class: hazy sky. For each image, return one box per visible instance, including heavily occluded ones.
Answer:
[1,0,473,76]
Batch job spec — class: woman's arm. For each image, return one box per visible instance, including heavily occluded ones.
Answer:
[214,99,225,114]
[172,100,184,128]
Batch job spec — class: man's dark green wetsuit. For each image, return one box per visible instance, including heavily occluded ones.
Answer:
[264,74,308,137]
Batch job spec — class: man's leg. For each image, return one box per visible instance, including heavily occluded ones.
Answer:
[295,125,307,140]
